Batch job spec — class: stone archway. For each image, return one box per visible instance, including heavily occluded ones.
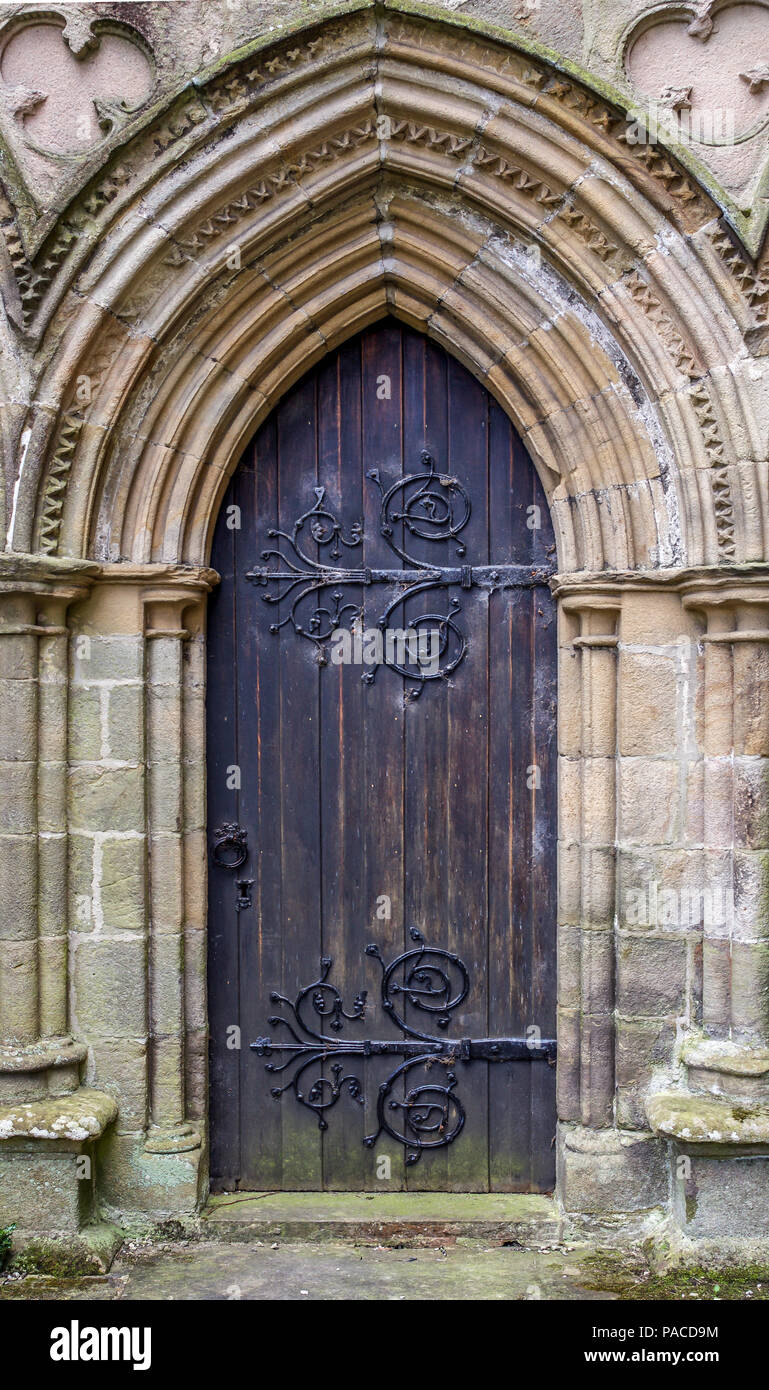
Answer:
[8,9,765,574]
[2,6,769,1254]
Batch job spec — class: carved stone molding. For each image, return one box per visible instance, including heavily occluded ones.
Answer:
[623,269,704,379]
[688,382,737,560]
[162,121,378,268]
[0,10,724,343]
[0,10,756,582]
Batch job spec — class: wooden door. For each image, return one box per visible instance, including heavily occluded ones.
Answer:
[207,321,557,1192]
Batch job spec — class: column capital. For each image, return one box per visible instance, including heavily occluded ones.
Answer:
[142,586,207,639]
[560,593,621,646]
[0,553,99,584]
[682,582,769,641]
[139,572,217,638]
[0,554,97,630]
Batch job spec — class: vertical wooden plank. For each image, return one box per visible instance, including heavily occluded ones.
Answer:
[528,445,558,1192]
[488,410,532,1190]
[443,354,490,1191]
[236,420,284,1189]
[274,372,325,1190]
[317,339,371,1190]
[487,408,558,1191]
[360,322,407,1191]
[402,331,453,1191]
[206,468,239,1191]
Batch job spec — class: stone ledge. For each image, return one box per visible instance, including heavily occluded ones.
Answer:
[682,1038,769,1101]
[0,1088,117,1142]
[647,1090,769,1147]
[0,554,99,583]
[682,1037,769,1075]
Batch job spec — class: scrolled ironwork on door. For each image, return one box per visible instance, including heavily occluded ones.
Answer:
[252,929,556,1166]
[246,450,554,697]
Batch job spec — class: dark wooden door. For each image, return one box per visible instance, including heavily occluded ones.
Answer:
[207,321,557,1193]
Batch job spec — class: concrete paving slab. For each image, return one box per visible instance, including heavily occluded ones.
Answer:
[0,1240,611,1301]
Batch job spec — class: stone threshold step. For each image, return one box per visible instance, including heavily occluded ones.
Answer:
[202,1192,560,1246]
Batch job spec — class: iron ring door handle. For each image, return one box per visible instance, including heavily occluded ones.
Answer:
[211,822,249,869]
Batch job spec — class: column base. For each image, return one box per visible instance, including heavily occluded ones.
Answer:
[557,1122,668,1217]
[0,1087,120,1272]
[144,1121,202,1155]
[0,1037,88,1102]
[99,1130,207,1221]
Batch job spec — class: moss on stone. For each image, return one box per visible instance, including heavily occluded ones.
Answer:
[0,1224,15,1272]
[581,1252,769,1301]
[10,1242,94,1279]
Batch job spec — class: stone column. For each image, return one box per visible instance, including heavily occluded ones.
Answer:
[683,581,769,1043]
[0,556,95,1098]
[644,577,769,1240]
[142,583,208,1154]
[0,556,125,1269]
[557,581,674,1219]
[558,593,621,1129]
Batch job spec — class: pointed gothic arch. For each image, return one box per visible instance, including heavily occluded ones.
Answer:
[3,6,762,575]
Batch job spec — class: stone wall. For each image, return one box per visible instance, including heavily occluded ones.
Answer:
[556,575,769,1236]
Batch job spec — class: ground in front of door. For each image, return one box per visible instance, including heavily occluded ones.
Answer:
[3,1243,769,1302]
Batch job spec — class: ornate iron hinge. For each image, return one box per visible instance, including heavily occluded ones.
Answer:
[246,451,554,696]
[251,929,556,1166]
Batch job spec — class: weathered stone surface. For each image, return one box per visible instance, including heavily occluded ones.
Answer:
[0,1089,118,1142]
[557,1124,668,1213]
[616,936,688,1016]
[71,940,148,1037]
[98,838,146,934]
[0,764,36,833]
[647,1090,769,1145]
[8,1223,123,1276]
[98,1131,204,1218]
[618,652,680,756]
[0,836,37,933]
[684,1037,769,1101]
[72,636,143,683]
[673,1155,769,1239]
[616,1017,677,1128]
[0,679,36,760]
[618,759,680,845]
[90,1039,149,1132]
[0,1150,91,1232]
[68,766,144,834]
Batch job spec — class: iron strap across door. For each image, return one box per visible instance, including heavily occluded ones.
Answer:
[245,447,554,698]
[249,929,557,1166]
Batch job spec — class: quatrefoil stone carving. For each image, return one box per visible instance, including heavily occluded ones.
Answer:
[0,15,153,155]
